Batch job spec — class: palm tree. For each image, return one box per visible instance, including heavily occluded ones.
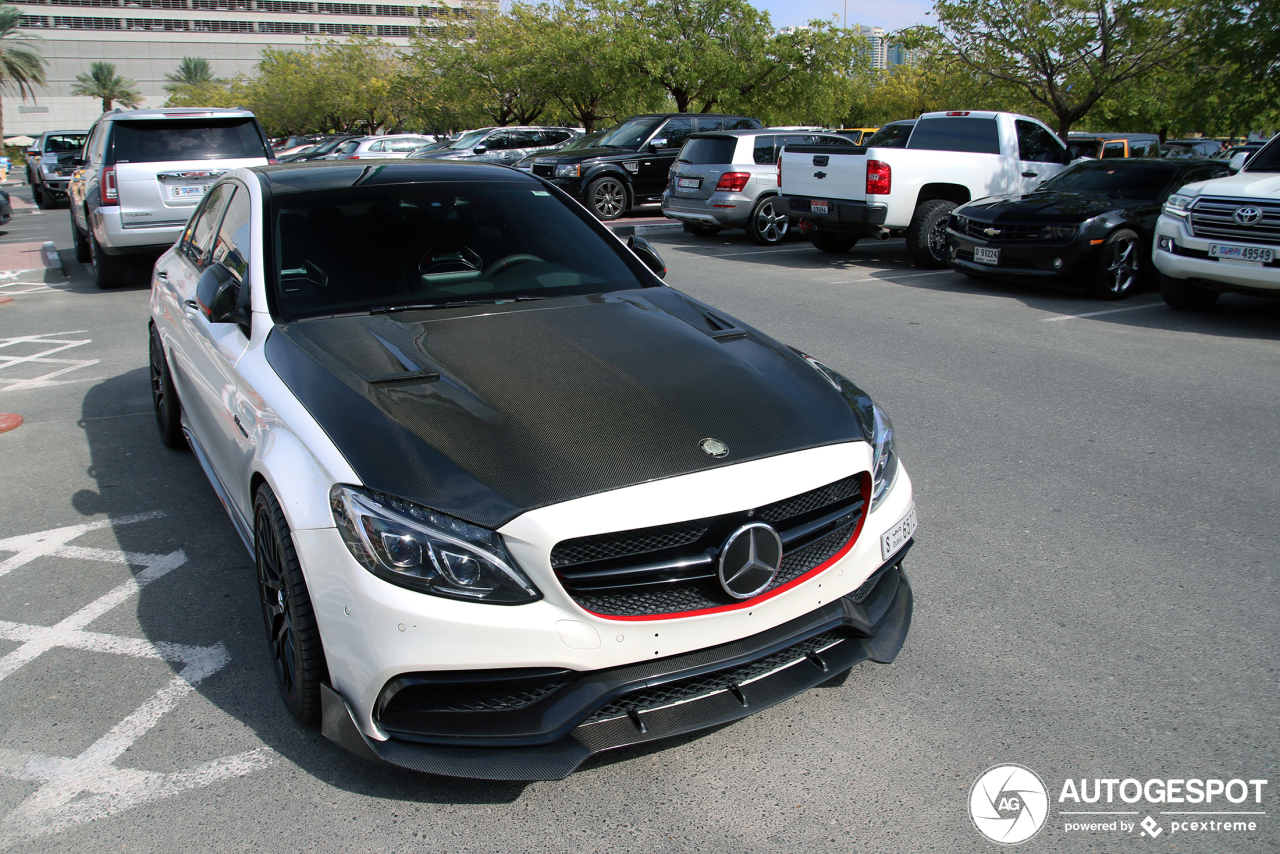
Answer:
[164,57,223,94]
[71,61,142,113]
[0,7,48,143]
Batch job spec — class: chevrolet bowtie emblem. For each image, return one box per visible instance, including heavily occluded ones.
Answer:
[983,227,1001,236]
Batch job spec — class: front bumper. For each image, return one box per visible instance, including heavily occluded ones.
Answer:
[946,228,1095,284]
[1153,214,1280,293]
[320,559,913,780]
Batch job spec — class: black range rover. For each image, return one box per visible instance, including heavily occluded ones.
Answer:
[532,113,760,220]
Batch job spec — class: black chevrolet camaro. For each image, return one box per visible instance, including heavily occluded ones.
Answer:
[947,159,1230,299]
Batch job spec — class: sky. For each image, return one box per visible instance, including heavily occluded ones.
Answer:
[751,0,935,34]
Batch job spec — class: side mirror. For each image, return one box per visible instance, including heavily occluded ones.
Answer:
[473,145,487,154]
[627,235,666,279]
[196,263,250,331]
[649,138,668,152]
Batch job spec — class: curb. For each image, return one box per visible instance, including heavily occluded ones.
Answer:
[41,241,64,276]
[607,221,684,239]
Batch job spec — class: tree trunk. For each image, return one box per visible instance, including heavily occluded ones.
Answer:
[102,97,111,113]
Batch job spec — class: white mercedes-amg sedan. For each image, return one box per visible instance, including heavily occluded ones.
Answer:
[148,160,916,780]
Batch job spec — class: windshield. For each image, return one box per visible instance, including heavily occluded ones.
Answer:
[866,122,913,149]
[273,182,650,319]
[1244,138,1280,172]
[596,118,660,150]
[1039,162,1178,199]
[558,131,604,152]
[446,130,489,151]
[43,133,86,153]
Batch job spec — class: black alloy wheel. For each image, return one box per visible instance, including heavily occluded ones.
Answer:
[1090,228,1142,300]
[70,208,91,262]
[587,176,627,220]
[750,197,790,246]
[906,199,956,268]
[148,326,186,450]
[810,231,858,253]
[1159,271,1220,311]
[255,484,327,724]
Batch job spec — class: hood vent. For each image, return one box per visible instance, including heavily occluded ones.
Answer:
[700,311,748,343]
[366,329,440,386]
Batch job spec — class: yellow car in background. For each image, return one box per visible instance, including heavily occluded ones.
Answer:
[836,127,880,146]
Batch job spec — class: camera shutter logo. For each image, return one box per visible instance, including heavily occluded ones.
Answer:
[969,764,1050,845]
[1233,206,1262,226]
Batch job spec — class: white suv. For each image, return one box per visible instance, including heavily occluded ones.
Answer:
[1154,133,1280,309]
[68,107,274,289]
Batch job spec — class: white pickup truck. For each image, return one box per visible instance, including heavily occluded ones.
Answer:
[778,111,1074,266]
[1152,132,1280,310]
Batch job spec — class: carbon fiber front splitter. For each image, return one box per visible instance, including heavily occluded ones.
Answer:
[321,560,913,781]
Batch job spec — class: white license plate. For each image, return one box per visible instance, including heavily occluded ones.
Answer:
[677,177,701,189]
[1209,243,1273,263]
[172,185,208,198]
[881,503,917,561]
[974,246,1000,265]
[810,200,829,215]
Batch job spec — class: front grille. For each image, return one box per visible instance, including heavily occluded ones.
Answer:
[584,629,847,723]
[553,473,869,617]
[1189,198,1280,245]
[532,163,554,178]
[959,219,1042,241]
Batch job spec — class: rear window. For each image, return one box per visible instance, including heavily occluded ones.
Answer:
[110,118,268,164]
[908,117,1001,155]
[866,122,913,149]
[1040,162,1179,200]
[678,137,738,165]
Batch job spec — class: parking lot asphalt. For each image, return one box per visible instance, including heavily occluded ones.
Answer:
[0,186,1276,853]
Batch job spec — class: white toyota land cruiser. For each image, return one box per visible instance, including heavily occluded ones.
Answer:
[1153,133,1280,310]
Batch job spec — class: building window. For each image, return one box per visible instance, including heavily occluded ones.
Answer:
[259,20,312,32]
[53,15,122,28]
[318,21,372,33]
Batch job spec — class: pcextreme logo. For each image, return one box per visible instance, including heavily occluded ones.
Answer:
[969,765,1269,845]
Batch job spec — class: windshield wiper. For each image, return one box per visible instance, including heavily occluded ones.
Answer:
[369,296,547,315]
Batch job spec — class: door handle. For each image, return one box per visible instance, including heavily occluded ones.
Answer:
[1021,171,1038,178]
[155,269,168,280]
[183,299,199,312]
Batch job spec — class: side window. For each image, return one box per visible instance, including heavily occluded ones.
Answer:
[544,130,571,145]
[657,117,693,150]
[694,117,724,132]
[483,132,511,151]
[815,135,855,146]
[752,135,776,164]
[1102,141,1126,159]
[509,130,541,148]
[91,122,111,163]
[367,140,385,152]
[725,118,757,130]
[81,124,99,162]
[1016,120,1065,163]
[1131,140,1156,158]
[180,183,232,269]
[387,138,427,151]
[209,186,252,284]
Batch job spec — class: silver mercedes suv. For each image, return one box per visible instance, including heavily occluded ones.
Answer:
[68,107,273,289]
[662,130,856,245]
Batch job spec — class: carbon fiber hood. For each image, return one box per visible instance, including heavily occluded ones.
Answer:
[266,288,872,528]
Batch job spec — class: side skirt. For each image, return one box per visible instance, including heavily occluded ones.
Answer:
[181,423,254,558]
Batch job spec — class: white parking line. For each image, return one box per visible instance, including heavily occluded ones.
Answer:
[0,515,277,847]
[1040,301,1165,322]
[827,270,956,284]
[0,331,100,391]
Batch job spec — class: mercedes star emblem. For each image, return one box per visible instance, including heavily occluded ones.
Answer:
[717,522,783,599]
[700,438,729,458]
[1233,206,1263,226]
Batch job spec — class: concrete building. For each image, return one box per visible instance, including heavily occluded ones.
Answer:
[7,1,468,135]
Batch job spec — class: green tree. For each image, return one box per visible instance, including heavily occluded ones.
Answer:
[0,6,47,143]
[164,57,223,94]
[71,61,141,113]
[925,0,1188,138]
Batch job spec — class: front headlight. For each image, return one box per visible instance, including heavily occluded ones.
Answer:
[1164,194,1193,217]
[1038,225,1077,240]
[329,485,540,604]
[870,403,899,510]
[554,163,581,179]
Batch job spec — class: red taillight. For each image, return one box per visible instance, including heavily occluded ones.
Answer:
[715,172,751,192]
[945,111,971,116]
[777,157,782,188]
[267,155,279,164]
[100,165,118,206]
[866,160,891,195]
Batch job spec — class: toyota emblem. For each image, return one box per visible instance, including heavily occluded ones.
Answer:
[1233,206,1262,226]
[717,523,783,599]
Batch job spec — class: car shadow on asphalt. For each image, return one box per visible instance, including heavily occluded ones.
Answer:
[76,367,756,801]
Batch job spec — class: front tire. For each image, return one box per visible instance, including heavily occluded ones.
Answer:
[1089,228,1142,300]
[810,232,857,253]
[33,184,47,209]
[749,196,789,245]
[586,176,628,220]
[905,199,956,268]
[1159,272,1219,311]
[90,231,127,289]
[71,208,91,263]
[255,484,328,725]
[148,326,186,450]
